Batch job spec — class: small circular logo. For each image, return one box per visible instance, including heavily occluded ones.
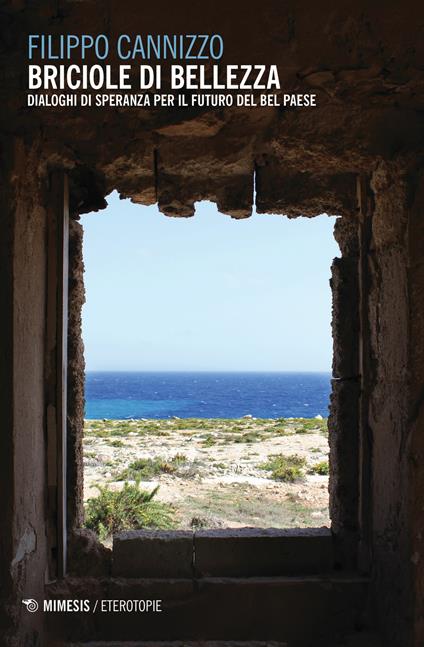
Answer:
[22,599,39,613]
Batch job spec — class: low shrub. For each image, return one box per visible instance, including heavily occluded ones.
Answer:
[310,460,329,475]
[116,454,188,481]
[109,439,124,448]
[260,454,306,482]
[201,434,216,447]
[84,481,174,540]
[233,431,262,443]
[291,418,328,434]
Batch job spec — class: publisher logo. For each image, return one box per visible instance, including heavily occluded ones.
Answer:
[22,599,39,613]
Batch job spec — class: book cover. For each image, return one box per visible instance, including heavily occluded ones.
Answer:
[1,2,424,646]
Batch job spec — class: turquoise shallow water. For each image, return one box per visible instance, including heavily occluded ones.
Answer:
[85,371,331,420]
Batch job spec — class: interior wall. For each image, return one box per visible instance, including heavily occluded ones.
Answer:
[367,161,421,646]
[0,137,18,643]
[0,139,49,646]
[405,170,424,644]
[407,169,424,646]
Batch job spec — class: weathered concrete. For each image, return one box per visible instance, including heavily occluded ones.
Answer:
[113,531,194,578]
[64,640,382,647]
[0,138,50,647]
[328,379,360,569]
[0,138,17,645]
[46,575,369,645]
[65,643,288,647]
[112,529,333,579]
[194,529,333,577]
[366,163,415,647]
[68,529,112,578]
[407,169,424,647]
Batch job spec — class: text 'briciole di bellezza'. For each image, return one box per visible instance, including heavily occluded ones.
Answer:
[28,33,281,91]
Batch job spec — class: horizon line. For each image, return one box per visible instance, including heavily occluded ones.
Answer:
[85,369,332,374]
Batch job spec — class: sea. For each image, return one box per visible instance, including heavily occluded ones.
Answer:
[85,371,332,420]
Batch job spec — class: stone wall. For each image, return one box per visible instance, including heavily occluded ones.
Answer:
[407,169,424,645]
[328,210,360,567]
[67,219,85,531]
[366,163,424,646]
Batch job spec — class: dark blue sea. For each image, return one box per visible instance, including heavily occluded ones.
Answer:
[85,372,331,420]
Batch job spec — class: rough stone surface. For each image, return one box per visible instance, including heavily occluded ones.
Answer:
[112,529,333,579]
[66,643,288,647]
[113,531,194,578]
[366,162,413,647]
[2,2,424,219]
[0,139,49,647]
[328,379,360,568]
[331,257,360,380]
[67,529,112,578]
[67,219,85,530]
[194,528,333,577]
[407,170,424,647]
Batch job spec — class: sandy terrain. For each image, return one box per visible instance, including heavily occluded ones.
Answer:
[83,417,330,530]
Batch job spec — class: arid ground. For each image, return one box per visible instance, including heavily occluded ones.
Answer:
[83,417,330,532]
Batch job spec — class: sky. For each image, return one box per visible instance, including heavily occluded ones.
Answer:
[80,192,339,372]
